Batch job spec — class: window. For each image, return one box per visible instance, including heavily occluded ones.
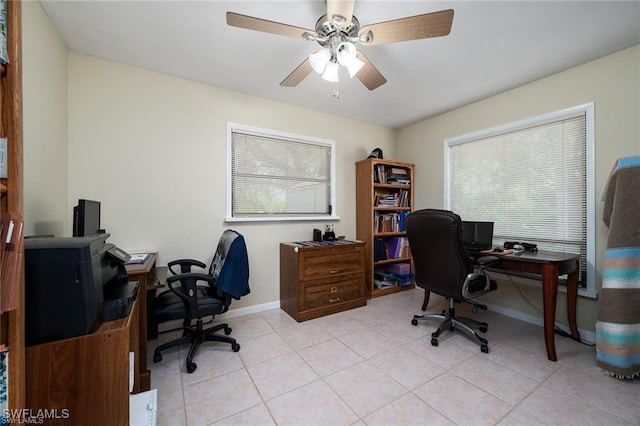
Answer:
[227,123,337,222]
[445,104,596,297]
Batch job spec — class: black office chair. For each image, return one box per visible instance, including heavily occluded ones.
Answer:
[407,209,498,353]
[153,229,250,373]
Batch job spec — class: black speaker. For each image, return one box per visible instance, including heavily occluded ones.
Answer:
[313,228,322,242]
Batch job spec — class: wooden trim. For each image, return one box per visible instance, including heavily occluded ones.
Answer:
[3,0,25,410]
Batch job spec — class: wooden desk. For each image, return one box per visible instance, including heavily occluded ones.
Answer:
[26,302,139,425]
[475,250,581,361]
[125,253,159,392]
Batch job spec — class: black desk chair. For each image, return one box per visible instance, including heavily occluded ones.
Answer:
[153,229,250,373]
[407,209,498,353]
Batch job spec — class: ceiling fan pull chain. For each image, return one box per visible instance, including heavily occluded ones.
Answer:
[333,81,340,99]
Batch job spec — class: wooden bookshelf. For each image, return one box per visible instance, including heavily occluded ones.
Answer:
[356,158,415,297]
[0,0,25,412]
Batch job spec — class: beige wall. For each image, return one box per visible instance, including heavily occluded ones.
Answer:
[65,53,396,310]
[22,1,69,237]
[398,45,640,334]
[24,1,396,313]
[23,1,640,327]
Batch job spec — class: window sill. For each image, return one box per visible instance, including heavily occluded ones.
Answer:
[225,215,340,223]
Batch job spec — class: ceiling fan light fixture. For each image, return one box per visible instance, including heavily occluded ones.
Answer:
[337,42,364,77]
[309,47,331,73]
[322,61,340,82]
[336,42,356,63]
[344,57,365,78]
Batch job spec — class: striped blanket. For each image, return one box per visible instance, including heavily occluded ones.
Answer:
[596,156,640,379]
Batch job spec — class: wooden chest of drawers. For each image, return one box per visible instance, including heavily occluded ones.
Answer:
[280,241,367,321]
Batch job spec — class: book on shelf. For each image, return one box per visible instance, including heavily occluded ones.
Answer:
[388,167,407,175]
[386,167,410,185]
[375,211,410,233]
[374,270,415,287]
[374,237,387,261]
[385,237,410,259]
[373,164,385,183]
[375,193,399,207]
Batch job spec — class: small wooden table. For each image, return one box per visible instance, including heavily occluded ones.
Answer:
[474,249,581,361]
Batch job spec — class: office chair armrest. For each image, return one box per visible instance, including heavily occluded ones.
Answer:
[475,255,499,268]
[168,258,208,275]
[166,272,216,315]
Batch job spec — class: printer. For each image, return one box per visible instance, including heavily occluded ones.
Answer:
[25,233,137,347]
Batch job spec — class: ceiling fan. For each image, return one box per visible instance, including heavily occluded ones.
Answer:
[226,1,454,93]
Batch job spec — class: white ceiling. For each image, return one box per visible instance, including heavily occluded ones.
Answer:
[39,1,640,129]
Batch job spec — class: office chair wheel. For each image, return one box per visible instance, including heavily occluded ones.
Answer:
[479,324,488,333]
[472,305,479,313]
[232,342,240,352]
[153,352,162,363]
[481,344,489,354]
[411,319,418,326]
[187,362,197,373]
[224,326,232,335]
[431,337,438,347]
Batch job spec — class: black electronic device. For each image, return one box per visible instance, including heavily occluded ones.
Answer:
[461,220,494,252]
[102,281,139,321]
[504,241,538,252]
[107,245,131,264]
[323,231,336,241]
[73,199,103,237]
[313,228,322,242]
[24,233,133,346]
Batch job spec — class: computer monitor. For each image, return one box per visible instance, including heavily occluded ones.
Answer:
[73,199,102,237]
[462,220,494,251]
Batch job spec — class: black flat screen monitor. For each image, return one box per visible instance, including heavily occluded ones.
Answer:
[462,220,494,252]
[73,199,102,237]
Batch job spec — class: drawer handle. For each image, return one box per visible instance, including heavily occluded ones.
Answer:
[330,270,338,274]
[330,286,338,293]
[329,297,340,303]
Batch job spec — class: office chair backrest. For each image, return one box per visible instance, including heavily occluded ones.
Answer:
[208,229,250,300]
[406,209,473,300]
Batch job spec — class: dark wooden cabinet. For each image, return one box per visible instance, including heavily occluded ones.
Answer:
[280,241,366,321]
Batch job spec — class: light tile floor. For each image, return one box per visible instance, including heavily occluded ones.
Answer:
[148,288,640,426]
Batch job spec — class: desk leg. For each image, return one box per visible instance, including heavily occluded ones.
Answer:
[542,264,559,361]
[566,261,581,341]
[147,288,159,340]
[137,276,151,391]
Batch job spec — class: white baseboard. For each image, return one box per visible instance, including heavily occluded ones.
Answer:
[484,302,595,344]
[223,299,597,344]
[225,300,281,318]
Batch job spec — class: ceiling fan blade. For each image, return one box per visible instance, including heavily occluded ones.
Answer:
[326,0,355,27]
[359,9,454,46]
[226,12,316,40]
[355,51,387,90]
[280,58,313,87]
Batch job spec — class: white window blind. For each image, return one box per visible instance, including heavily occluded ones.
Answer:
[446,104,595,295]
[227,124,336,221]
